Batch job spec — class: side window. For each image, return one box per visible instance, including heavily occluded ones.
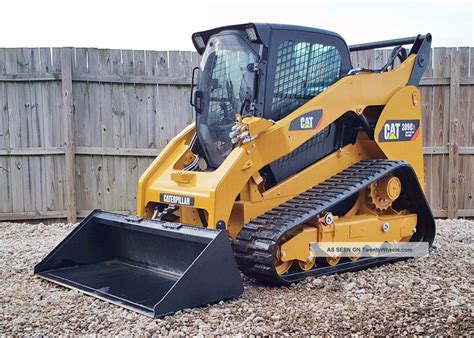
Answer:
[271,41,341,120]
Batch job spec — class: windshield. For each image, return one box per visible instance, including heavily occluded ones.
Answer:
[196,33,258,168]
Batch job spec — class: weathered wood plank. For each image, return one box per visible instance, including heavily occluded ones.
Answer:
[110,49,127,211]
[127,49,147,211]
[0,73,61,81]
[0,48,5,74]
[431,47,450,212]
[120,49,138,211]
[3,72,473,86]
[39,48,63,213]
[74,74,191,85]
[126,156,139,211]
[155,51,170,149]
[0,48,10,212]
[459,47,474,211]
[0,147,160,156]
[145,50,158,149]
[0,209,131,221]
[0,157,11,212]
[27,48,46,213]
[16,48,35,213]
[5,49,25,212]
[133,50,148,150]
[447,48,460,218]
[455,48,470,212]
[122,50,137,149]
[0,82,8,150]
[420,52,434,202]
[61,48,77,222]
[72,48,89,213]
[99,48,116,211]
[177,51,194,127]
[83,48,102,211]
[164,51,192,145]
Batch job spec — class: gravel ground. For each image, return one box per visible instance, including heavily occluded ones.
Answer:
[1,219,473,335]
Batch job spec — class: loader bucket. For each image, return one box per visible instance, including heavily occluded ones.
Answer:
[34,210,244,317]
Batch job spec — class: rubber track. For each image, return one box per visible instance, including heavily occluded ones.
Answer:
[233,159,433,285]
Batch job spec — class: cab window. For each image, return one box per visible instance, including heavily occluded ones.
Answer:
[271,41,341,120]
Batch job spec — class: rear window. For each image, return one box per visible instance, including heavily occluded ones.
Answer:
[271,41,341,120]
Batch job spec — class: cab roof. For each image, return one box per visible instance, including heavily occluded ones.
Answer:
[191,23,347,55]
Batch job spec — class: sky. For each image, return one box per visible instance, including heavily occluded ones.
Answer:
[0,0,472,50]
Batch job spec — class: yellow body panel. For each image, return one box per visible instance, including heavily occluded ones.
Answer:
[374,86,425,188]
[136,53,423,238]
[280,213,417,263]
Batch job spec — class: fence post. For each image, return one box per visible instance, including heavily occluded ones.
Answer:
[61,47,77,223]
[447,48,460,219]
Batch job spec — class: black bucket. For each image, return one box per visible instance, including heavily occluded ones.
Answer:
[34,210,244,317]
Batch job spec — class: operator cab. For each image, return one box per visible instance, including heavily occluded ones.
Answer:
[191,23,352,169]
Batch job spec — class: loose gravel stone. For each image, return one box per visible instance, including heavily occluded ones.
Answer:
[0,219,473,335]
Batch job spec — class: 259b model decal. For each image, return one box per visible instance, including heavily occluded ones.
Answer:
[378,119,420,142]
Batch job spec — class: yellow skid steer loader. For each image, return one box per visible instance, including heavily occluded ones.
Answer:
[35,23,435,317]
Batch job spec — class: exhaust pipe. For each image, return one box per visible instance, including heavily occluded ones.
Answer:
[34,210,244,317]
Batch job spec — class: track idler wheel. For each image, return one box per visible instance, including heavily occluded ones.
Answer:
[368,174,402,211]
[275,247,292,275]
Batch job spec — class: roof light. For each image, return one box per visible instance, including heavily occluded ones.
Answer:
[193,35,205,49]
[245,27,258,42]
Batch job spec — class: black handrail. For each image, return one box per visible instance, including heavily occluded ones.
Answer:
[349,36,422,52]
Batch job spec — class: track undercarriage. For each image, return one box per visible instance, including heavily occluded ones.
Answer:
[234,160,435,285]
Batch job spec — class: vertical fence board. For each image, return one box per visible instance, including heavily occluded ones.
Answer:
[17,48,34,213]
[460,48,474,210]
[457,48,471,211]
[110,49,126,211]
[5,49,24,213]
[432,48,450,212]
[156,51,171,149]
[87,48,103,211]
[0,48,10,212]
[28,48,46,213]
[421,50,434,206]
[122,50,137,148]
[61,48,77,223]
[40,48,63,213]
[73,48,89,213]
[447,48,461,218]
[99,49,116,211]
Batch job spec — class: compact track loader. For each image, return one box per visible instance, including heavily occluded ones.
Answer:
[35,23,435,317]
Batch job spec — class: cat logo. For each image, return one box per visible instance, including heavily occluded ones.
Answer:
[384,122,401,140]
[378,119,420,142]
[300,116,314,129]
[289,109,323,131]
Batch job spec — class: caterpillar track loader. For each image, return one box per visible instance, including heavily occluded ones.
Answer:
[35,23,435,317]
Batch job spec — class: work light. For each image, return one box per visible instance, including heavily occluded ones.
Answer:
[193,35,205,49]
[245,27,258,42]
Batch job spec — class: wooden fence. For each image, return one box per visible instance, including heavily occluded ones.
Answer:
[0,47,472,222]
